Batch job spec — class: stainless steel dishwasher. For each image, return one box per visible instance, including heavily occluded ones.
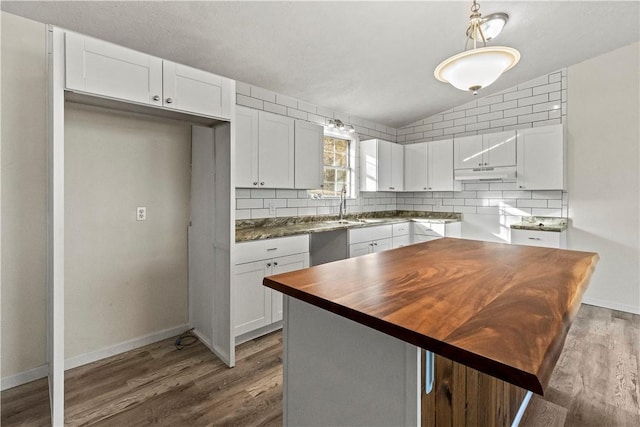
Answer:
[309,229,348,266]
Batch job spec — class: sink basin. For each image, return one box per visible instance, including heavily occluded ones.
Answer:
[357,218,386,224]
[323,220,361,225]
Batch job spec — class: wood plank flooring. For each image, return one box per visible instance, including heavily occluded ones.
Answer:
[1,304,638,426]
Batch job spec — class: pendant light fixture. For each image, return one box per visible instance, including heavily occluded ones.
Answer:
[434,1,520,95]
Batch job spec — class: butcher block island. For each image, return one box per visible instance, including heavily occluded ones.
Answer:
[263,238,598,427]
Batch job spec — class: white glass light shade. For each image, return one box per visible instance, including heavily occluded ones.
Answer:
[434,46,520,93]
[481,15,507,40]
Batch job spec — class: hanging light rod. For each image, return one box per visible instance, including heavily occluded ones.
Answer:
[328,119,355,133]
[434,1,519,95]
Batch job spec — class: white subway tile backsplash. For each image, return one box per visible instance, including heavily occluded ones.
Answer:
[236,81,251,96]
[532,208,562,217]
[236,69,567,220]
[250,189,276,198]
[516,199,548,208]
[237,198,263,209]
[276,93,298,108]
[237,94,264,109]
[251,86,277,103]
[263,101,287,115]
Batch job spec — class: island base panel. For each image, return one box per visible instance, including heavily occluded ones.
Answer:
[421,351,529,427]
[283,297,420,426]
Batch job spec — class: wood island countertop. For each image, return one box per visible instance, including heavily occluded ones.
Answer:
[263,238,598,395]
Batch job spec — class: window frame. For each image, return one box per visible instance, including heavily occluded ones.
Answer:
[308,129,357,199]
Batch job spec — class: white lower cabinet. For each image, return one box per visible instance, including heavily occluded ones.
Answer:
[412,221,462,243]
[392,222,411,248]
[234,235,309,338]
[510,229,566,249]
[348,225,393,257]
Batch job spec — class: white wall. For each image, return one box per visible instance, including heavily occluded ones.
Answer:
[1,12,48,381]
[64,103,192,358]
[567,42,640,314]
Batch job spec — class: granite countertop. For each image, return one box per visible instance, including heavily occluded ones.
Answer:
[510,216,568,232]
[236,211,462,242]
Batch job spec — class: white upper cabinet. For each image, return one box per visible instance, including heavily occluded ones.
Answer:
[404,143,428,191]
[235,106,260,188]
[65,32,162,106]
[360,139,404,191]
[258,111,295,188]
[294,121,324,189]
[65,31,232,120]
[236,107,295,188]
[162,61,232,118]
[516,124,565,190]
[454,131,516,169]
[405,140,456,191]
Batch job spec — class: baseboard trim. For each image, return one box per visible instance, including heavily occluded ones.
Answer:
[235,322,282,346]
[64,323,190,371]
[582,297,640,315]
[1,365,49,391]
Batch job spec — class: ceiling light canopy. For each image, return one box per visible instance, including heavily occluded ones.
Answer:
[435,1,519,95]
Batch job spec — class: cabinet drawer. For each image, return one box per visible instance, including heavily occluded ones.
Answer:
[392,222,410,236]
[349,225,393,245]
[413,222,445,237]
[510,229,563,248]
[235,234,309,264]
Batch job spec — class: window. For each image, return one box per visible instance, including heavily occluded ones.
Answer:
[308,134,355,198]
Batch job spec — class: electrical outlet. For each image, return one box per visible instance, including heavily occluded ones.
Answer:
[136,207,146,221]
[269,202,276,215]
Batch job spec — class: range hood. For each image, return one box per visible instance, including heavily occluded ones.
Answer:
[454,166,516,181]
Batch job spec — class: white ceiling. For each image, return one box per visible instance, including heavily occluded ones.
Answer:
[3,1,638,128]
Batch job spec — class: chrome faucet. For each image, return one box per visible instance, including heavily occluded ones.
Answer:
[339,185,347,221]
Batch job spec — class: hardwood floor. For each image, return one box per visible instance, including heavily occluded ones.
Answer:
[1,304,638,426]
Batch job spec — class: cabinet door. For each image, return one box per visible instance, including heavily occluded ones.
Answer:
[235,106,260,188]
[390,143,404,191]
[483,130,516,167]
[360,140,379,191]
[349,242,373,258]
[271,253,309,322]
[258,111,295,188]
[454,135,484,169]
[428,139,455,191]
[404,143,429,191]
[377,140,393,191]
[517,124,564,190]
[234,260,271,337]
[294,121,324,189]
[162,61,232,119]
[392,235,410,249]
[510,229,562,248]
[65,32,162,106]
[372,238,392,253]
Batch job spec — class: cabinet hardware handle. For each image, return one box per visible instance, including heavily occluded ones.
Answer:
[424,187,427,190]
[166,98,173,104]
[273,262,278,266]
[374,242,378,246]
[266,248,277,251]
[266,263,272,267]
[260,182,265,186]
[152,95,160,101]
[478,162,482,166]
[528,237,542,240]
[253,181,258,186]
[484,162,488,166]
[428,187,432,190]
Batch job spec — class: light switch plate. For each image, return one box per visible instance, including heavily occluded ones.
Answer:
[136,207,146,221]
